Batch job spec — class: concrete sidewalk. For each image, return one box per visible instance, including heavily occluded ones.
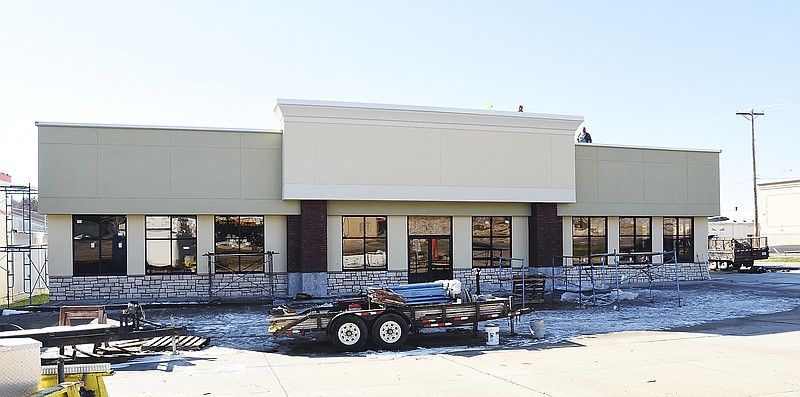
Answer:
[103,306,800,396]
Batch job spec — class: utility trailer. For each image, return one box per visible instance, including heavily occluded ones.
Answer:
[267,288,530,351]
[708,236,769,270]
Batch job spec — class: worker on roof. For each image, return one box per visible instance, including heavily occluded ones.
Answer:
[577,127,592,143]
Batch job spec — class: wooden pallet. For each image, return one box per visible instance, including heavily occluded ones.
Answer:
[142,335,210,351]
[512,276,546,306]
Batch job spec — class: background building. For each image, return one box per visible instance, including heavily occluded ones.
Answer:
[759,179,800,252]
[1,172,48,306]
[38,100,720,301]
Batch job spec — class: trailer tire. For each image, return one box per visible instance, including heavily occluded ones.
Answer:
[330,315,367,351]
[372,313,410,350]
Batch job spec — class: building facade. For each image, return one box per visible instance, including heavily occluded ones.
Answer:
[758,179,800,250]
[38,100,720,301]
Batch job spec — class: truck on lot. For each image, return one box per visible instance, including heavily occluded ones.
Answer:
[708,236,769,270]
[267,283,531,351]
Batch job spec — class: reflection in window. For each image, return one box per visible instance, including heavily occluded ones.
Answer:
[343,216,387,271]
[73,215,127,275]
[214,216,265,272]
[146,216,197,274]
[664,217,694,263]
[619,217,652,264]
[408,216,451,236]
[472,216,511,268]
[572,217,607,264]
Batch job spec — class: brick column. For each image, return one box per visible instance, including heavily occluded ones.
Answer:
[299,200,328,273]
[529,203,562,267]
[286,201,328,297]
[286,215,301,273]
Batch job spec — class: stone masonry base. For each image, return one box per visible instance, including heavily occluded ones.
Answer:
[49,262,709,301]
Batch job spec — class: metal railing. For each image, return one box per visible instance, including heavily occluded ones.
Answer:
[201,251,278,301]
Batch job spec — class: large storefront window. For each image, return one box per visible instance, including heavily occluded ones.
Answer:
[214,216,265,272]
[619,217,652,264]
[572,217,607,264]
[342,216,387,271]
[145,216,197,274]
[472,216,511,268]
[664,217,694,263]
[73,215,127,276]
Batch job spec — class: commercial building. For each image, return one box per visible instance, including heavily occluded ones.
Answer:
[38,100,720,301]
[758,179,800,251]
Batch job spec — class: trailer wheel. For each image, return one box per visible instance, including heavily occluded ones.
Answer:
[330,315,367,351]
[371,313,410,350]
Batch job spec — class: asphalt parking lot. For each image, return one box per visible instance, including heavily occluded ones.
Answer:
[3,268,800,396]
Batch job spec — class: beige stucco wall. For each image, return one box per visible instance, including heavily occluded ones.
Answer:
[759,179,800,247]
[328,201,531,217]
[694,217,709,263]
[38,124,299,215]
[511,216,529,266]
[276,100,582,203]
[452,216,472,270]
[46,214,72,277]
[560,144,720,217]
[127,215,146,276]
[265,216,288,273]
[197,215,215,274]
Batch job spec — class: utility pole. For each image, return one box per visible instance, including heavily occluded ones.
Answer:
[736,109,764,237]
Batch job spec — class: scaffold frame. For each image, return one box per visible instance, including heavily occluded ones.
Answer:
[549,250,684,308]
[1,184,48,307]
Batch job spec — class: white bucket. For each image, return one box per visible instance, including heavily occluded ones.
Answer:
[485,324,500,346]
[529,319,545,338]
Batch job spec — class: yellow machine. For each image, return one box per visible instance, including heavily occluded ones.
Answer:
[30,363,113,397]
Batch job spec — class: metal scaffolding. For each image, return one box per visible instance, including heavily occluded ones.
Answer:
[549,250,684,307]
[201,251,278,301]
[1,184,48,307]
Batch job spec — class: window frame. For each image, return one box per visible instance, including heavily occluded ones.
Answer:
[213,215,265,273]
[619,217,652,264]
[342,216,388,271]
[572,217,608,265]
[145,215,198,275]
[471,216,512,268]
[663,217,694,263]
[72,215,127,276]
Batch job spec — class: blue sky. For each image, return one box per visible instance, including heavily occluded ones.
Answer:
[1,1,798,219]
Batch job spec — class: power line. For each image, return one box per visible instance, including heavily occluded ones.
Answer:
[735,109,764,237]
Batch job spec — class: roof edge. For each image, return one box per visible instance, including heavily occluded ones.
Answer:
[276,98,585,122]
[577,142,721,154]
[35,121,279,134]
[757,178,800,187]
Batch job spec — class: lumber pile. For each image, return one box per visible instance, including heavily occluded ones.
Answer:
[372,283,452,306]
[367,288,407,307]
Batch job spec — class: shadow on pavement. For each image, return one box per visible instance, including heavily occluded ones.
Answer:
[111,355,216,372]
[669,306,800,336]
[272,327,584,358]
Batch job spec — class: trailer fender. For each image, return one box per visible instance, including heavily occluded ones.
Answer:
[380,309,413,328]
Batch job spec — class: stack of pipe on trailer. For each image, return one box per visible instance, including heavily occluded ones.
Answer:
[381,283,452,306]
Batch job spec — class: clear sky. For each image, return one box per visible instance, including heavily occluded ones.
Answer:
[1,1,798,219]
